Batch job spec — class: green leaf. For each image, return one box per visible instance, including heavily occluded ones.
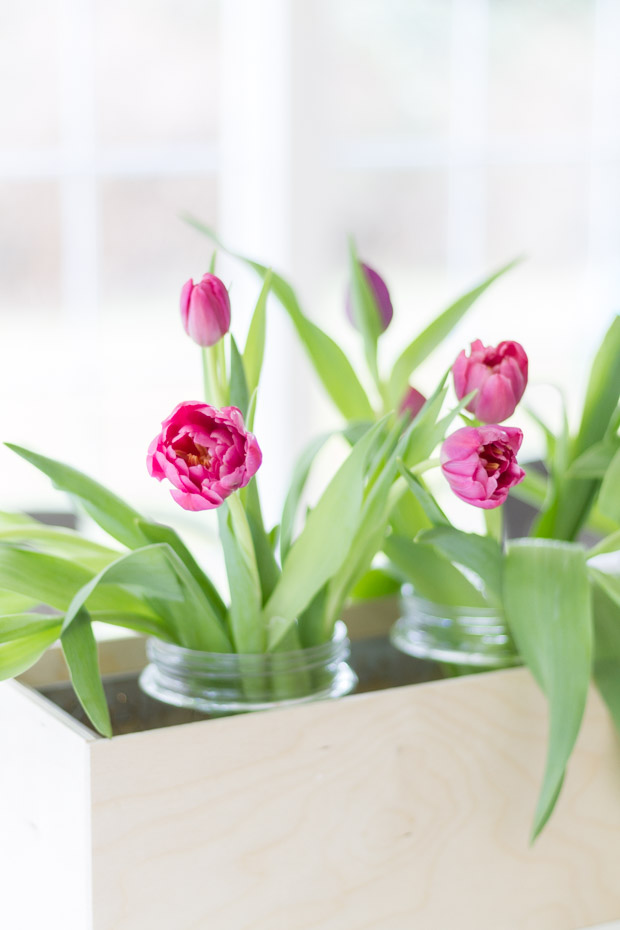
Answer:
[182,218,374,422]
[591,582,620,732]
[589,530,620,559]
[245,506,281,605]
[0,613,62,643]
[348,238,381,384]
[243,270,271,396]
[264,421,383,649]
[388,258,520,406]
[61,544,232,652]
[61,609,112,737]
[384,536,488,606]
[135,518,227,622]
[598,447,620,524]
[418,526,503,602]
[0,520,119,572]
[567,439,620,479]
[5,444,146,549]
[503,539,592,840]
[534,315,620,540]
[397,463,449,527]
[349,568,401,602]
[229,335,250,418]
[217,504,263,652]
[0,626,62,679]
[280,430,337,562]
[0,589,40,614]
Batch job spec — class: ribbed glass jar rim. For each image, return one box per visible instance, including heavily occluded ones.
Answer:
[146,620,351,679]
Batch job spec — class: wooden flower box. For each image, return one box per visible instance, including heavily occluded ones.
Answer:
[1,602,620,930]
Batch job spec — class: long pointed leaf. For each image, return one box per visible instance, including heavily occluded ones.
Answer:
[61,608,112,737]
[0,627,62,679]
[388,259,520,406]
[243,270,271,396]
[5,444,146,548]
[264,421,383,649]
[418,526,503,602]
[503,539,592,840]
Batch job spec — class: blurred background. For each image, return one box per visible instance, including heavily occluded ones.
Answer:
[2,0,619,535]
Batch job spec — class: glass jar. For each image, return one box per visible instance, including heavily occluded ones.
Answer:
[139,621,358,714]
[390,585,521,669]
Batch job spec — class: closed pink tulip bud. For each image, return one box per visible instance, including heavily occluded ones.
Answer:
[346,263,394,332]
[452,340,528,424]
[180,273,231,347]
[399,387,426,420]
[147,401,262,512]
[440,425,525,510]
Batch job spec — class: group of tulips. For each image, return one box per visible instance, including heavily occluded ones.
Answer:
[151,264,529,515]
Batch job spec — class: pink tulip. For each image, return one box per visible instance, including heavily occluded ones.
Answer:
[180,273,231,347]
[346,263,394,332]
[399,387,426,420]
[452,340,528,424]
[147,401,262,511]
[440,425,525,510]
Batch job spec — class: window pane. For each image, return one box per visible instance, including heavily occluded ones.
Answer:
[488,0,595,138]
[0,3,61,148]
[95,0,220,145]
[317,0,452,139]
[0,181,62,315]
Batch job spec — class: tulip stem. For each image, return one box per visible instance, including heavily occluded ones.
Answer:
[409,457,441,475]
[484,506,504,544]
[202,346,224,406]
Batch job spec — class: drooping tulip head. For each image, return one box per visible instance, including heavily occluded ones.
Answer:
[399,387,426,421]
[440,425,525,510]
[346,263,393,333]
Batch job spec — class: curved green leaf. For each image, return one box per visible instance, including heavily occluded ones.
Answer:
[243,270,271,396]
[503,539,592,841]
[388,259,520,406]
[418,526,503,602]
[264,422,384,649]
[5,444,146,548]
[61,609,112,737]
[0,626,62,679]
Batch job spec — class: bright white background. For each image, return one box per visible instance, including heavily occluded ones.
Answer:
[1,0,620,539]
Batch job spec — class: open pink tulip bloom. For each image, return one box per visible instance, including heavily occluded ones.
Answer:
[180,273,231,347]
[147,401,262,511]
[346,262,394,332]
[440,425,525,510]
[453,339,528,424]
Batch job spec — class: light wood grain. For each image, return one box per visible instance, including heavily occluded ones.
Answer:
[88,668,620,930]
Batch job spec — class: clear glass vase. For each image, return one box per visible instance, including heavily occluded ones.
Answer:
[390,585,521,669]
[139,621,358,714]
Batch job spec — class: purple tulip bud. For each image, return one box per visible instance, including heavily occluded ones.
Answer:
[180,273,231,347]
[346,263,393,333]
[399,387,426,420]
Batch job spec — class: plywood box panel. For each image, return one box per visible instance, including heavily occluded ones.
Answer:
[2,638,620,929]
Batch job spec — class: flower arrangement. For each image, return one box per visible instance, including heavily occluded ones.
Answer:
[0,254,473,738]
[187,221,620,840]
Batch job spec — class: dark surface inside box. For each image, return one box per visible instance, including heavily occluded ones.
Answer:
[38,636,441,736]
